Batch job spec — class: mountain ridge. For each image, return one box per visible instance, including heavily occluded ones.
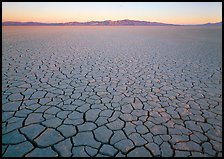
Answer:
[2,19,222,26]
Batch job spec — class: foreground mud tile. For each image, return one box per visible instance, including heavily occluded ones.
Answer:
[53,138,73,157]
[34,128,64,147]
[106,118,125,130]
[128,132,147,146]
[3,141,33,157]
[114,139,135,154]
[72,146,89,157]
[72,132,101,149]
[93,126,113,143]
[85,109,101,122]
[85,146,98,157]
[24,113,45,126]
[3,101,22,111]
[20,124,45,140]
[99,144,118,156]
[160,142,173,157]
[2,130,26,145]
[150,125,167,135]
[25,147,58,157]
[173,141,202,151]
[145,142,161,156]
[127,146,152,157]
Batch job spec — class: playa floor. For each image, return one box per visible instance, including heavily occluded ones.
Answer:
[2,26,222,157]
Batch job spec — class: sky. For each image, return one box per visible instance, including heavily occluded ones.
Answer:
[2,2,222,25]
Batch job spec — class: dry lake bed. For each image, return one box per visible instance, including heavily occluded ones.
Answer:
[2,26,222,157]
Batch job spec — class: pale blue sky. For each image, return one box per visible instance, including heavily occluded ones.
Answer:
[2,2,222,24]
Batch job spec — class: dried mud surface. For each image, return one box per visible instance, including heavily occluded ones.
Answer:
[2,26,222,157]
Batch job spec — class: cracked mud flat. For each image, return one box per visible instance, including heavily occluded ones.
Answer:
[2,26,222,157]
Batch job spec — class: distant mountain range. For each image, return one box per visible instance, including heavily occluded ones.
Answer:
[198,22,222,26]
[2,19,222,26]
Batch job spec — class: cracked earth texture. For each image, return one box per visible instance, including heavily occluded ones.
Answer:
[2,26,222,157]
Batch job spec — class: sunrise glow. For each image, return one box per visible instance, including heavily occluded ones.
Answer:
[2,2,222,25]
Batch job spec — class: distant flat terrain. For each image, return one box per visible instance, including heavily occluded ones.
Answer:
[2,26,222,157]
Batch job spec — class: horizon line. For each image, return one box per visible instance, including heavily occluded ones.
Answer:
[2,19,222,26]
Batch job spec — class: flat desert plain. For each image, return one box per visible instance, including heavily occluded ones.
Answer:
[2,26,222,157]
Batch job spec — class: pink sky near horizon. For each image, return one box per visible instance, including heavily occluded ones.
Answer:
[2,2,222,25]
